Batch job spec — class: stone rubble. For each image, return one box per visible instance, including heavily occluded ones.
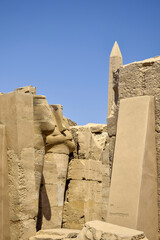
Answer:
[76,221,148,240]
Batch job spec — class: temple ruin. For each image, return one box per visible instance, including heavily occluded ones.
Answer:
[0,42,160,240]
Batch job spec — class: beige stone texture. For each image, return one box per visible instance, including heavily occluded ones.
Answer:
[66,118,77,127]
[10,219,36,240]
[40,104,75,230]
[63,123,108,229]
[107,56,160,237]
[107,96,158,240]
[41,206,63,229]
[107,113,118,137]
[29,228,80,240]
[40,153,69,229]
[0,125,10,240]
[0,92,37,239]
[72,126,91,159]
[67,159,102,181]
[100,142,110,221]
[63,180,102,229]
[0,91,55,239]
[15,85,36,94]
[85,123,107,133]
[77,221,148,240]
[33,95,55,218]
[66,180,102,203]
[34,95,55,137]
[46,105,75,155]
[107,41,123,118]
[71,124,107,161]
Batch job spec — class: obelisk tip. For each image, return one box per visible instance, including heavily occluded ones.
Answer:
[110,41,122,57]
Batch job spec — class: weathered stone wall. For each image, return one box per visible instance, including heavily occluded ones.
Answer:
[62,124,108,229]
[107,57,160,232]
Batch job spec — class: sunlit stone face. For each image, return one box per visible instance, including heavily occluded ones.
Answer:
[33,95,55,136]
[45,104,75,154]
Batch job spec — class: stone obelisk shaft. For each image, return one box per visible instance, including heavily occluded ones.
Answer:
[107,41,122,117]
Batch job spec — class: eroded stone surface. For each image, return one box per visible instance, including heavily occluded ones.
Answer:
[15,85,36,94]
[63,124,108,229]
[39,104,75,229]
[77,221,148,240]
[0,92,37,240]
[29,228,80,240]
[0,125,10,240]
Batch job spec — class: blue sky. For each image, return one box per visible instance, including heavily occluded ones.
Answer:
[0,0,160,125]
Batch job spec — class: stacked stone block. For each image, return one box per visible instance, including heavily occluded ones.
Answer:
[63,124,108,229]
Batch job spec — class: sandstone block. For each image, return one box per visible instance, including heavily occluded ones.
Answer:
[0,125,10,240]
[42,160,58,184]
[15,85,36,94]
[107,96,158,240]
[66,180,102,203]
[100,143,109,165]
[41,152,69,229]
[63,180,102,229]
[89,135,104,161]
[62,201,85,229]
[67,159,102,181]
[70,125,107,161]
[41,184,58,207]
[37,228,80,237]
[85,123,107,133]
[107,114,117,137]
[0,92,37,240]
[41,206,63,229]
[29,229,80,240]
[77,127,91,159]
[33,95,55,135]
[77,221,148,240]
[10,219,36,240]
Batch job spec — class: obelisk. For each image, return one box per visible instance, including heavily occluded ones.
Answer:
[107,41,122,117]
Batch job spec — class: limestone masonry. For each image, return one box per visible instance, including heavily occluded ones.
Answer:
[0,42,159,240]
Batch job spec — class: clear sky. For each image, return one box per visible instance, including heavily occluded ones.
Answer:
[0,0,160,125]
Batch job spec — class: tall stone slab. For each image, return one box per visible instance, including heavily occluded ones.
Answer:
[107,41,122,117]
[107,96,158,240]
[0,92,36,240]
[0,125,10,240]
